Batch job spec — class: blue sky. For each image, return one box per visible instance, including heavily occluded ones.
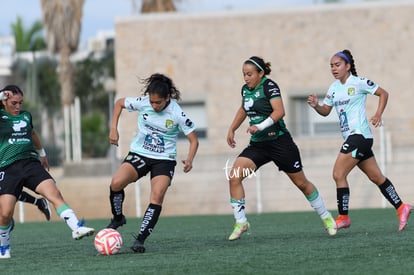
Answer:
[0,0,370,46]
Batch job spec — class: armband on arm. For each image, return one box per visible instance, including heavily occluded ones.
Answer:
[255,117,274,131]
[36,148,46,157]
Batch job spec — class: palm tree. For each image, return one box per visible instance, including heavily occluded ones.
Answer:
[41,0,84,162]
[11,16,46,103]
[41,0,83,107]
[11,16,45,52]
[141,0,176,12]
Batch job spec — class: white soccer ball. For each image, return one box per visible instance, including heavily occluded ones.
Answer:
[94,228,123,255]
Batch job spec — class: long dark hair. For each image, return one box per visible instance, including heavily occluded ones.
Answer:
[0,84,24,109]
[336,49,358,76]
[141,73,181,100]
[244,56,272,75]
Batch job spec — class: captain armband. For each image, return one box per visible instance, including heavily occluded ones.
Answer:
[36,148,46,157]
[255,117,274,131]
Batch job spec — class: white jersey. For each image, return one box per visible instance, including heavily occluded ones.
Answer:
[124,96,196,160]
[323,75,379,140]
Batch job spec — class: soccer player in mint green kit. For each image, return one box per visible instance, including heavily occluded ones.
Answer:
[106,73,199,253]
[0,85,94,259]
[226,56,337,241]
[307,49,412,231]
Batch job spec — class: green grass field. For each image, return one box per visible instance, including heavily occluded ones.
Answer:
[2,208,413,275]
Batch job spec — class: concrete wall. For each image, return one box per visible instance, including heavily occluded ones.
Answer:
[112,1,414,217]
[17,1,414,223]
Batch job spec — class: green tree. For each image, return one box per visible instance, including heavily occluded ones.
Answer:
[10,15,61,164]
[72,47,114,158]
[81,112,109,158]
[73,49,114,116]
[11,16,45,51]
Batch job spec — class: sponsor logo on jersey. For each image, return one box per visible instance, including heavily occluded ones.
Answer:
[367,79,375,86]
[185,118,194,127]
[243,98,254,110]
[143,132,165,153]
[334,99,350,107]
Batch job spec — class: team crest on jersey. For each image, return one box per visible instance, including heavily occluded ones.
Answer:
[165,119,174,129]
[347,87,355,96]
[255,91,260,98]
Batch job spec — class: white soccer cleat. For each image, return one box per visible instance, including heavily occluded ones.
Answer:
[72,226,95,240]
[0,245,11,259]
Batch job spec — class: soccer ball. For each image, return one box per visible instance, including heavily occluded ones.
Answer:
[94,228,123,255]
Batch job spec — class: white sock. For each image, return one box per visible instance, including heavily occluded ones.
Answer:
[59,208,80,231]
[307,190,330,219]
[230,198,247,223]
[0,223,12,247]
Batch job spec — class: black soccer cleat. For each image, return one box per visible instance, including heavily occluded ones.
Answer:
[106,215,127,229]
[37,198,51,221]
[131,239,146,253]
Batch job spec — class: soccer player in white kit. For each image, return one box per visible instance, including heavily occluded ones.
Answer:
[106,73,199,253]
[307,49,412,232]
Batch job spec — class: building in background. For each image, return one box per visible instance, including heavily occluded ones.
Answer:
[113,0,414,216]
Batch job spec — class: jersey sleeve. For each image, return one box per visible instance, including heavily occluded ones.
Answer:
[124,97,145,112]
[263,79,281,100]
[177,108,196,136]
[323,83,335,107]
[358,77,379,95]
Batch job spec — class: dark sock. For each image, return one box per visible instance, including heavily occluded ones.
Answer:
[18,191,37,205]
[109,187,125,220]
[337,187,350,215]
[137,203,162,243]
[379,178,403,209]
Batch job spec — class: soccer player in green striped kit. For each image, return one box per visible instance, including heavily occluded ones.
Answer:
[226,56,337,240]
[0,85,94,259]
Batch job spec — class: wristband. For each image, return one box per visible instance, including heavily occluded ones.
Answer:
[36,148,46,157]
[0,91,7,100]
[255,117,274,131]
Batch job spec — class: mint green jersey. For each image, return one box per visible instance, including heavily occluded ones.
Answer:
[242,77,288,142]
[323,75,379,140]
[0,109,38,168]
[124,96,196,160]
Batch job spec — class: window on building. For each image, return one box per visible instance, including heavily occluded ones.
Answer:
[178,101,207,139]
[290,95,338,137]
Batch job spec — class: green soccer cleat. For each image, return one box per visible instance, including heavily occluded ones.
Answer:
[322,214,337,236]
[228,221,250,241]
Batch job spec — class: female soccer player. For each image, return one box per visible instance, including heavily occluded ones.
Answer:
[106,73,199,253]
[307,49,411,231]
[226,56,337,241]
[0,85,94,259]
